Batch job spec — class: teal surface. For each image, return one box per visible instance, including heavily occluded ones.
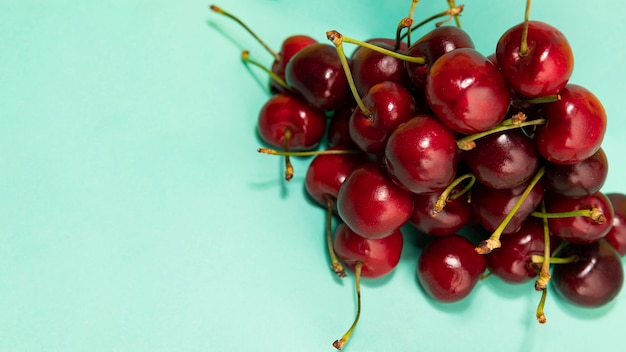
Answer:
[1,1,625,351]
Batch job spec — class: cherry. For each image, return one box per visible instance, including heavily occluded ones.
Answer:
[462,129,539,189]
[350,40,409,97]
[486,218,549,284]
[605,193,626,256]
[409,185,472,237]
[336,164,413,239]
[349,81,417,154]
[544,191,614,244]
[425,48,511,134]
[534,84,607,165]
[404,25,475,94]
[327,103,358,148]
[417,234,487,303]
[285,43,350,112]
[384,114,458,194]
[552,240,624,308]
[470,177,545,236]
[543,148,608,198]
[496,20,574,98]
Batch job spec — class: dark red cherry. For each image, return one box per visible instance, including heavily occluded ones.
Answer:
[304,147,365,208]
[486,218,551,284]
[545,191,614,244]
[336,164,413,239]
[270,35,318,92]
[350,40,409,97]
[333,222,404,278]
[534,84,607,165]
[349,81,417,154]
[327,103,357,148]
[605,193,626,256]
[384,115,458,194]
[425,48,511,134]
[552,240,624,308]
[543,148,608,198]
[471,181,545,235]
[496,20,574,98]
[417,234,487,303]
[404,25,475,94]
[257,93,327,150]
[285,43,350,112]
[409,187,472,237]
[463,129,539,189]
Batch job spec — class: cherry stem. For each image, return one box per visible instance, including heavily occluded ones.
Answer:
[475,166,546,254]
[535,201,551,291]
[241,50,290,91]
[519,0,531,56]
[530,254,578,265]
[333,261,363,350]
[400,5,465,40]
[405,0,420,47]
[257,148,360,157]
[325,195,347,278]
[524,94,561,104]
[530,208,606,224]
[283,128,294,182]
[447,0,462,27]
[328,30,426,65]
[209,5,280,61]
[536,287,547,324]
[432,173,476,215]
[457,114,546,151]
[395,17,414,51]
[326,30,372,117]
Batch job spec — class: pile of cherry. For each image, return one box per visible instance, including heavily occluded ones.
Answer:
[212,2,626,350]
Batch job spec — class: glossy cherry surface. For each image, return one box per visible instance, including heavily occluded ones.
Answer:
[350,40,409,97]
[552,240,624,308]
[285,43,350,111]
[546,191,614,244]
[417,234,487,303]
[336,164,413,239]
[425,48,511,134]
[384,115,458,194]
[496,20,574,98]
[349,81,416,154]
[270,35,318,92]
[409,188,471,237]
[463,129,539,189]
[543,148,608,198]
[333,222,403,278]
[602,193,626,256]
[535,84,607,165]
[257,93,327,150]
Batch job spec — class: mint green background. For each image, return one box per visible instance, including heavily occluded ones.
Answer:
[1,1,625,351]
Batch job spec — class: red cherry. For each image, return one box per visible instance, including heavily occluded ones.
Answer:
[545,191,614,244]
[349,81,417,154]
[417,234,487,303]
[552,240,624,308]
[409,187,471,237]
[336,164,413,239]
[425,48,511,134]
[327,103,358,148]
[534,84,607,165]
[270,35,318,92]
[543,148,608,198]
[350,40,409,97]
[285,43,350,111]
[605,193,626,256]
[384,115,458,194]
[257,93,327,151]
[496,20,574,98]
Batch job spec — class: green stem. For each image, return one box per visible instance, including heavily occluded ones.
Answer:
[520,0,531,56]
[241,50,289,91]
[432,173,475,215]
[457,118,546,151]
[325,196,346,278]
[332,262,363,350]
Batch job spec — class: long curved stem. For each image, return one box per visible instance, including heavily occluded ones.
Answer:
[332,262,363,350]
[326,195,346,278]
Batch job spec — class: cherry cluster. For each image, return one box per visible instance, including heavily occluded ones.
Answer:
[211,1,626,350]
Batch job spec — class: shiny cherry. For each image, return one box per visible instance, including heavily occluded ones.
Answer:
[270,35,318,92]
[552,240,624,308]
[425,48,511,134]
[417,234,487,303]
[336,164,413,239]
[409,187,472,237]
[350,40,409,97]
[543,148,608,198]
[605,193,626,256]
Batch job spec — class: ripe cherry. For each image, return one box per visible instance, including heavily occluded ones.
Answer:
[327,103,358,148]
[409,185,472,237]
[305,147,365,207]
[605,193,626,256]
[534,84,607,165]
[350,39,409,97]
[417,234,487,303]
[425,48,511,134]
[285,43,350,112]
[496,20,574,98]
[543,148,608,198]
[552,240,624,308]
[384,115,458,194]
